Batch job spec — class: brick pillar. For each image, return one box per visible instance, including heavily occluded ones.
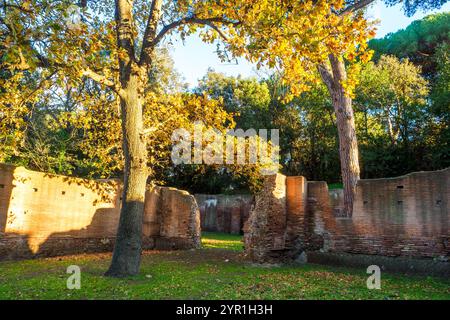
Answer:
[305,181,330,251]
[230,206,241,234]
[286,176,308,251]
[244,174,287,262]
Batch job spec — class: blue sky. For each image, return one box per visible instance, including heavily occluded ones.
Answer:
[167,1,450,88]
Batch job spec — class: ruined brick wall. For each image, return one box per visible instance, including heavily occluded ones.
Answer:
[308,168,450,258]
[0,164,201,260]
[243,174,286,262]
[244,169,449,262]
[195,194,253,234]
[154,187,201,249]
[285,177,307,250]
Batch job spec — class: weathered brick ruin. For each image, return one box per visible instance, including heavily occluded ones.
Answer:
[0,164,200,260]
[195,194,253,234]
[243,174,287,262]
[244,168,450,264]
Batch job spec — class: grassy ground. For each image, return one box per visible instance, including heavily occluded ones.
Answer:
[201,231,244,251]
[0,233,449,300]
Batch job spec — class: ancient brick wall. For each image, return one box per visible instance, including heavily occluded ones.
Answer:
[0,164,201,260]
[243,174,287,262]
[244,169,449,262]
[285,177,307,252]
[308,168,450,258]
[155,187,201,249]
[195,194,253,234]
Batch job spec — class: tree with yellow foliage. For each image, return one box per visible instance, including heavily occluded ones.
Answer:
[1,0,375,276]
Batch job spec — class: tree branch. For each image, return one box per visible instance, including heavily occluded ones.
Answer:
[82,68,123,96]
[115,0,137,66]
[203,21,230,41]
[339,0,376,16]
[318,64,334,91]
[143,114,177,136]
[140,0,164,66]
[152,16,239,48]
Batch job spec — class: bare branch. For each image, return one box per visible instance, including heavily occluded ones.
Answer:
[203,21,230,41]
[152,16,239,48]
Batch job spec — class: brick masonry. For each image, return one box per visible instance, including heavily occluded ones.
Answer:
[243,174,287,262]
[0,164,201,260]
[244,169,450,262]
[195,194,254,234]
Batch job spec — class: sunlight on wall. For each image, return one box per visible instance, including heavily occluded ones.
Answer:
[1,164,120,253]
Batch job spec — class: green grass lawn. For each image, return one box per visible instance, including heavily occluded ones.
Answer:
[201,231,244,251]
[0,233,449,300]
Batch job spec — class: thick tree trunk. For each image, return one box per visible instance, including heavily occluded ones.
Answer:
[106,74,148,277]
[319,55,360,216]
[106,0,148,276]
[104,0,161,278]
[331,86,360,216]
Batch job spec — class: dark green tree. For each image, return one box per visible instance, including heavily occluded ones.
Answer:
[369,12,450,77]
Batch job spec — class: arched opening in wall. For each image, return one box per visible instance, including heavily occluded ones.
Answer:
[195,194,254,252]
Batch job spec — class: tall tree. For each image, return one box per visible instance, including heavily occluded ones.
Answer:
[369,12,450,78]
[317,0,447,215]
[356,55,429,146]
[2,0,375,276]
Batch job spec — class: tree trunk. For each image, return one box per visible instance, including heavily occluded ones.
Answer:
[332,85,360,216]
[385,106,397,145]
[105,0,148,278]
[107,0,149,274]
[103,0,162,278]
[105,73,148,277]
[319,55,360,216]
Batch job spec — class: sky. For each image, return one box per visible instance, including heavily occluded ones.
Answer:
[168,1,450,88]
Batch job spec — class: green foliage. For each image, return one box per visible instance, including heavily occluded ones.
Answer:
[383,0,448,17]
[364,13,450,176]
[197,70,272,130]
[1,4,449,190]
[148,47,188,95]
[431,43,450,120]
[428,43,450,168]
[272,80,342,182]
[328,183,343,190]
[369,12,450,77]
[164,164,262,195]
[357,52,446,177]
[180,44,447,185]
[355,55,429,146]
